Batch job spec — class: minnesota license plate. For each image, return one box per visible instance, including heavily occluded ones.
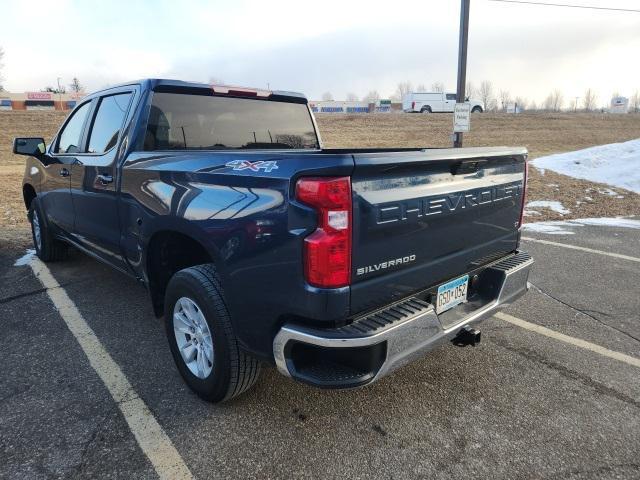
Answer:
[436,274,469,314]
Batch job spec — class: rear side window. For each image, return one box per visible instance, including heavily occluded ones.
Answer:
[144,92,319,151]
[88,93,133,153]
[55,102,91,154]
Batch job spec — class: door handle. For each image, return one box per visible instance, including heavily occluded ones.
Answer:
[59,168,70,177]
[96,174,113,185]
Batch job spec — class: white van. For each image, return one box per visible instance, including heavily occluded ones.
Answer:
[402,92,484,113]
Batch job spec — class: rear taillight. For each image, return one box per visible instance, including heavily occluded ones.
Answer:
[296,177,352,288]
[411,101,415,110]
[518,156,528,229]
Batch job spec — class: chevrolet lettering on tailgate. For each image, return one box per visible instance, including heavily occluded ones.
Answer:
[375,181,522,225]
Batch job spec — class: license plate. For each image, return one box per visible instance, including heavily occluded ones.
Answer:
[436,274,469,314]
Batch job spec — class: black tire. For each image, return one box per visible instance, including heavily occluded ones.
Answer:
[420,106,432,114]
[28,198,67,262]
[471,106,483,113]
[164,264,260,402]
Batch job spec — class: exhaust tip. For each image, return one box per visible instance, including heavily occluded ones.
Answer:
[452,326,481,347]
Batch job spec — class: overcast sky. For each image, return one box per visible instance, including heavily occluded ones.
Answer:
[2,0,639,106]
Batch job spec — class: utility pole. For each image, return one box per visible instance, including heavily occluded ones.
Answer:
[454,0,470,148]
[57,77,62,108]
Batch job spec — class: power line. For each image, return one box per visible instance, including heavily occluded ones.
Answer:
[487,0,640,13]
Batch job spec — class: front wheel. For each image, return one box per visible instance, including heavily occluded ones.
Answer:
[471,106,483,113]
[28,198,67,262]
[164,264,261,402]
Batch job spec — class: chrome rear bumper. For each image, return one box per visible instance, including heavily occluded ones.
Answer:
[273,251,533,388]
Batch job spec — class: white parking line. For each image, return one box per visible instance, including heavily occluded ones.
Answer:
[522,237,640,263]
[30,258,193,480]
[495,312,640,368]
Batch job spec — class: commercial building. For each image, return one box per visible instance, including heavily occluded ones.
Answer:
[0,91,85,111]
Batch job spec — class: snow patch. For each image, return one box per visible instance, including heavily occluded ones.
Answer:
[14,249,36,266]
[531,138,640,193]
[570,217,640,229]
[597,188,624,199]
[526,200,570,215]
[524,217,640,235]
[524,223,575,235]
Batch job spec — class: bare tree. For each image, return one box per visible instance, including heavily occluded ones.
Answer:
[43,85,66,94]
[0,46,4,90]
[345,92,359,102]
[208,76,225,85]
[431,81,445,93]
[479,81,495,112]
[553,90,564,111]
[465,81,476,98]
[69,77,83,93]
[395,81,413,100]
[569,97,580,112]
[631,90,640,113]
[529,100,538,112]
[363,90,381,103]
[499,89,511,111]
[544,89,564,112]
[415,83,427,92]
[583,88,597,112]
[514,96,528,111]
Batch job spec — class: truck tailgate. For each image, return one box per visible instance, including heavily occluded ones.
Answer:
[350,147,527,314]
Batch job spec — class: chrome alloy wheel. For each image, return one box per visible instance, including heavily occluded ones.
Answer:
[173,297,214,379]
[32,211,42,251]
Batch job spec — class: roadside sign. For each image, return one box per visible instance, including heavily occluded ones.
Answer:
[27,92,52,100]
[453,103,471,132]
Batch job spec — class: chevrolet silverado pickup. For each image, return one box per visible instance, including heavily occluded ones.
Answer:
[14,79,533,402]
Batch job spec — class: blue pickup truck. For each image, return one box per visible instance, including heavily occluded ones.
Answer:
[14,79,533,402]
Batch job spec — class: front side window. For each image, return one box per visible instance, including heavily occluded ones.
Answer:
[144,92,319,151]
[88,93,133,154]
[446,94,457,101]
[55,102,91,154]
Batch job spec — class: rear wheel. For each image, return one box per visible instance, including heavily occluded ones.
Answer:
[420,106,432,114]
[28,198,67,262]
[164,264,260,402]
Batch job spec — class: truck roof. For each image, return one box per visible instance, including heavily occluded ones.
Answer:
[94,78,308,103]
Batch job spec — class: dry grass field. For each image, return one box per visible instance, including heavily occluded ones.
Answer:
[1,111,639,248]
[316,112,640,222]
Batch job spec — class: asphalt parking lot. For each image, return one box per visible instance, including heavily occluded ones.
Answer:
[1,222,639,479]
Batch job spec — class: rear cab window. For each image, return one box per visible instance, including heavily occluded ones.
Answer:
[144,91,319,151]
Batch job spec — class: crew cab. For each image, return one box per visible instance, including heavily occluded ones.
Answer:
[403,92,484,113]
[14,79,532,402]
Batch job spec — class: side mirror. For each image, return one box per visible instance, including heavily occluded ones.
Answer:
[13,137,46,157]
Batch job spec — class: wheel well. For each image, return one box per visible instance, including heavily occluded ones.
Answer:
[23,184,37,210]
[146,231,214,317]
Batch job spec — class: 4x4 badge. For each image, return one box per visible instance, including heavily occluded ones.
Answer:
[225,160,279,173]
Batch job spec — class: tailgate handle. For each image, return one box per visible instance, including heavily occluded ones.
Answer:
[451,159,487,175]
